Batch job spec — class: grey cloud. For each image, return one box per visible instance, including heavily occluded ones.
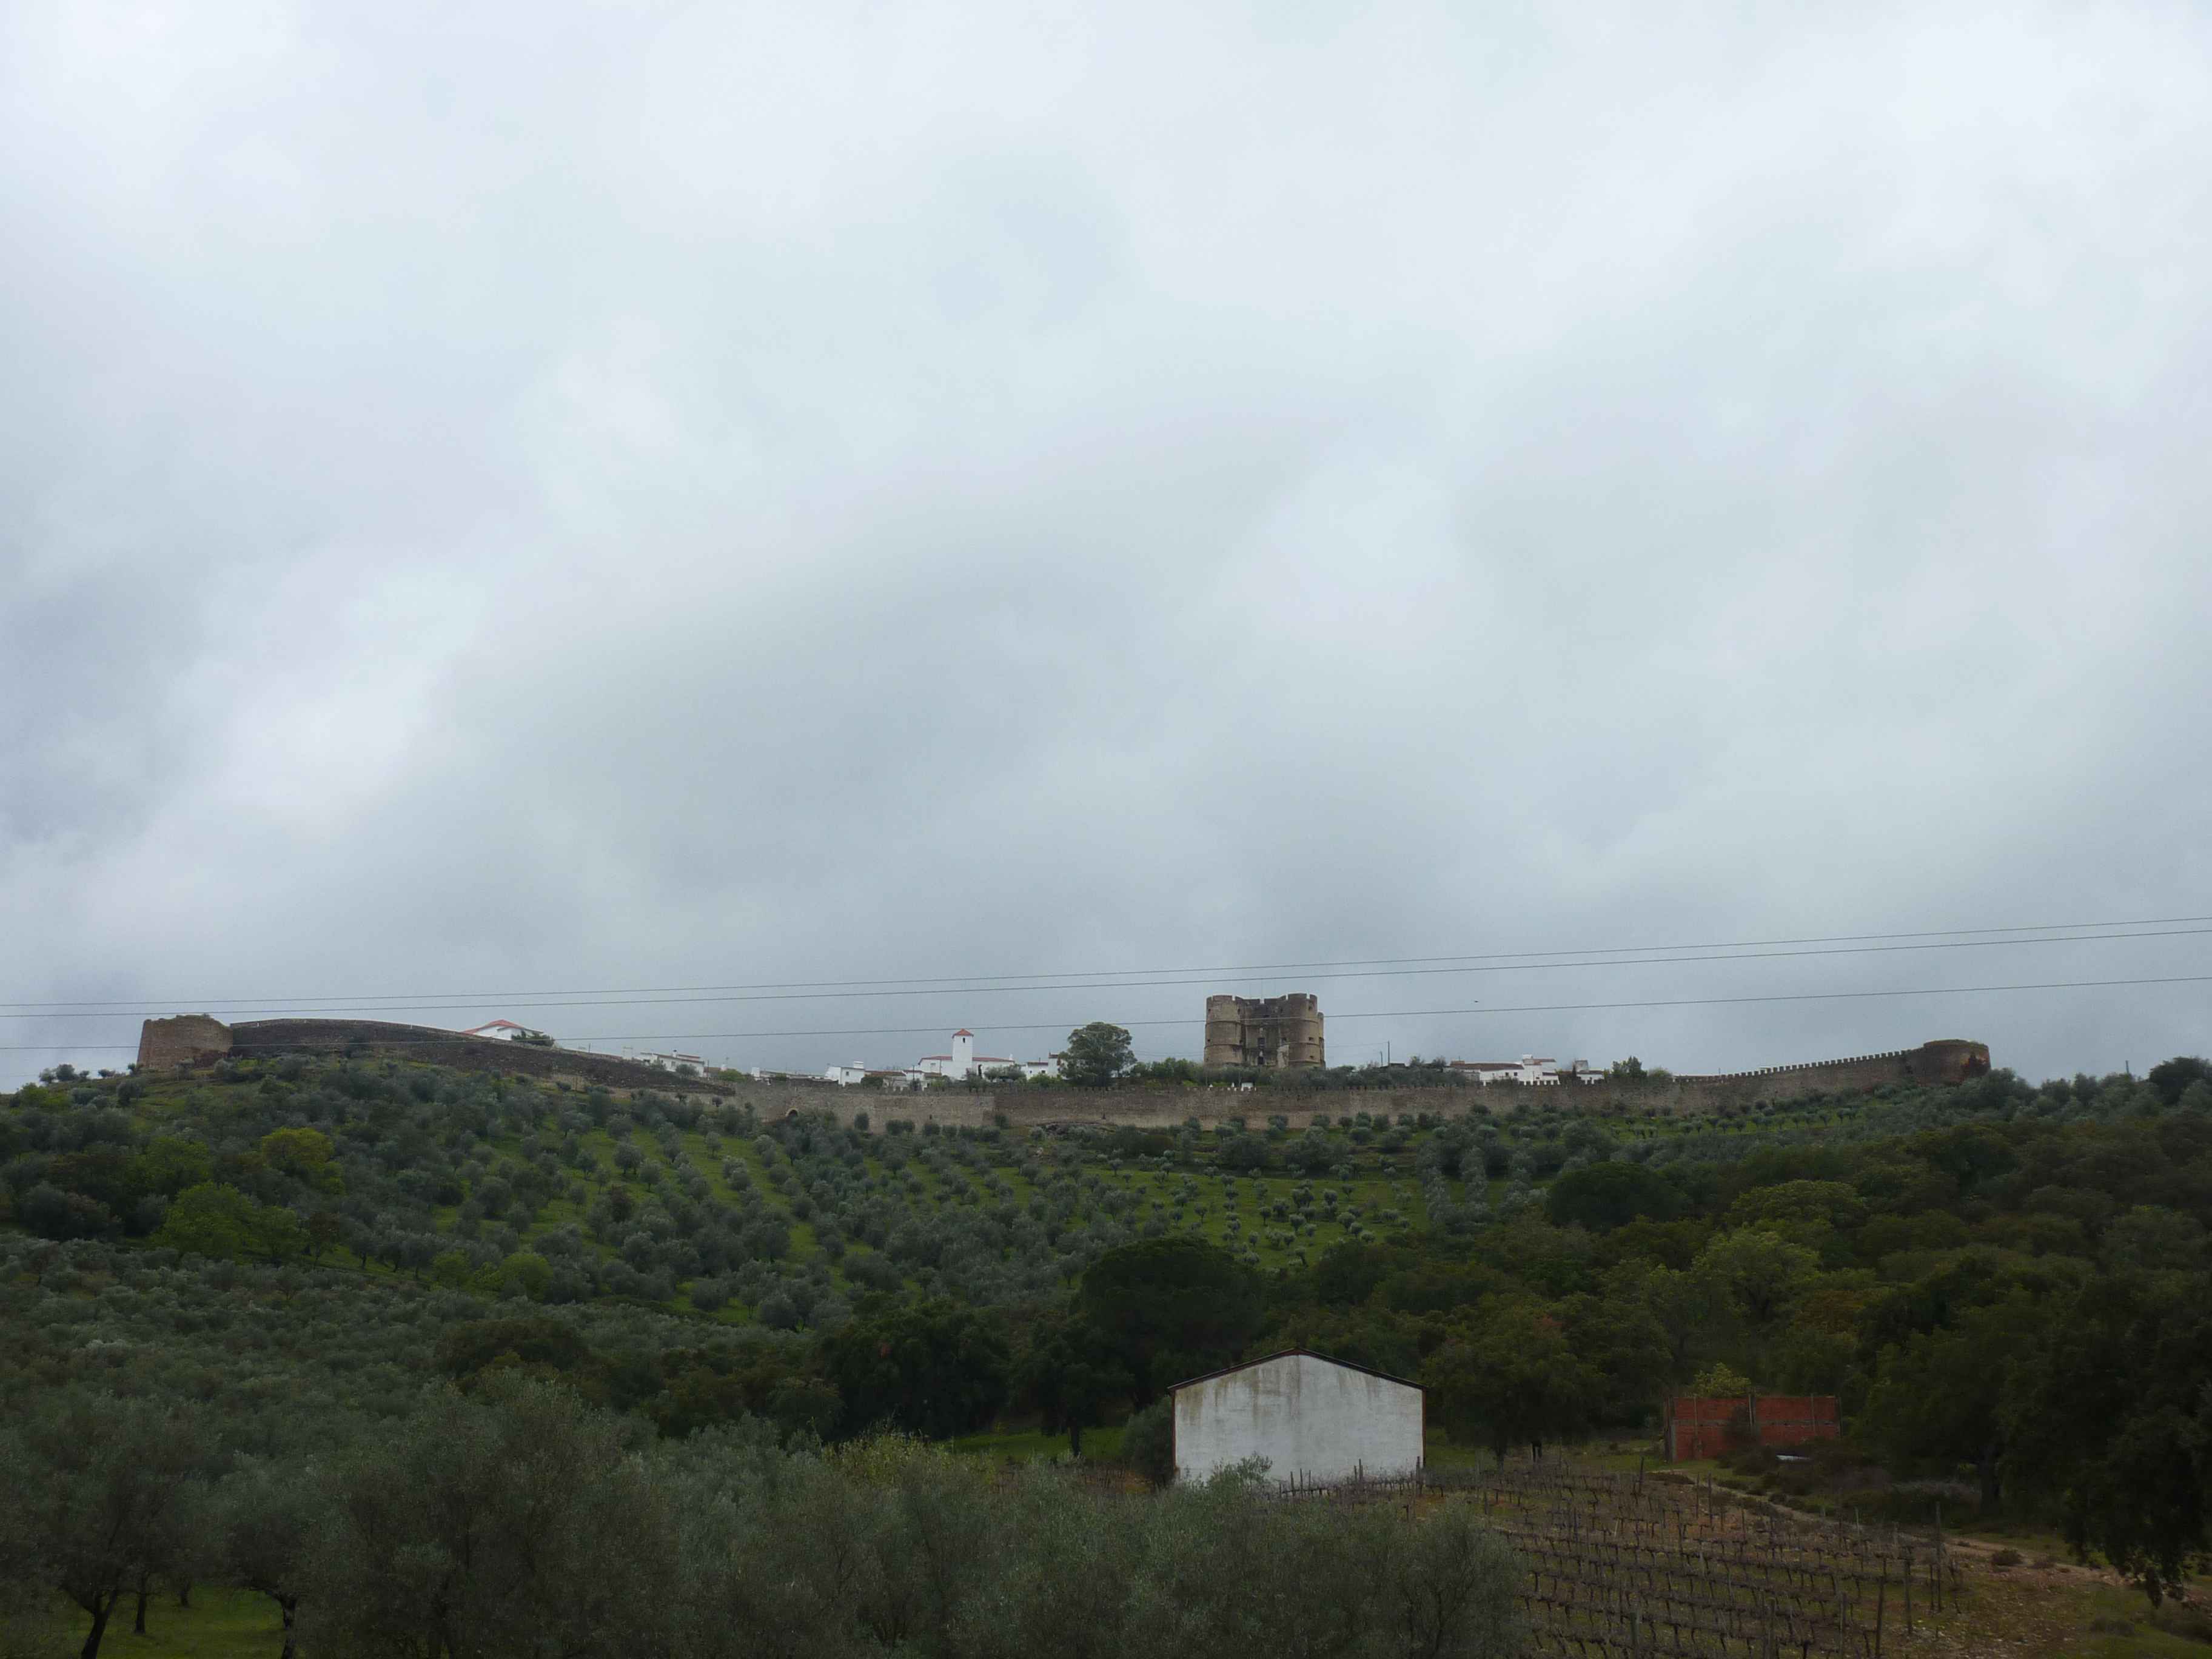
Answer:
[4,1,2210,1085]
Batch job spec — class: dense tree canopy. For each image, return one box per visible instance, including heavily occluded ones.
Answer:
[1059,1023,1134,1088]
[4,1045,2211,1615]
[0,1393,209,1659]
[155,1182,307,1262]
[817,1298,1013,1439]
[1078,1237,1266,1403]
[1544,1161,1684,1232]
[1422,1301,1593,1464]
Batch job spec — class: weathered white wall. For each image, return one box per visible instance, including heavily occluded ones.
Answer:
[1173,1353,1423,1485]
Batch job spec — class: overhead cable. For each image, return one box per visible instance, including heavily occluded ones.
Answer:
[8,970,2208,1051]
[5,911,2209,1012]
[5,923,2209,1022]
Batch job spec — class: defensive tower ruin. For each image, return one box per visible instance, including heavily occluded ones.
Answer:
[1203,993,1325,1069]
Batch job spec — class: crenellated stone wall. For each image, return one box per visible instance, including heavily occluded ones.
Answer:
[802,1039,1994,1133]
[1671,1038,1989,1105]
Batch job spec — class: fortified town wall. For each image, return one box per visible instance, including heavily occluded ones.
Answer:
[137,1016,735,1097]
[1660,1037,1988,1106]
[763,1039,1992,1134]
[139,1017,1982,1130]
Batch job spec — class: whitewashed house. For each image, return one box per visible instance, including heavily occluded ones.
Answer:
[1168,1350,1424,1486]
[910,1030,1054,1081]
[910,1030,981,1079]
[626,1048,706,1073]
[826,1064,916,1088]
[823,1031,1055,1088]
[1450,1061,1521,1085]
[1450,1055,1606,1086]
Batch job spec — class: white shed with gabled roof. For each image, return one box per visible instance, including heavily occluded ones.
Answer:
[1168,1349,1424,1486]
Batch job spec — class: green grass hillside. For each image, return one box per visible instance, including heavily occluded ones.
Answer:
[0,1051,2176,1341]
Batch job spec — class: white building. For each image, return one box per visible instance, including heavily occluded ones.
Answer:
[821,1030,1056,1087]
[908,1030,1054,1082]
[1450,1056,1606,1086]
[825,1064,916,1088]
[461,1019,531,1042]
[1169,1350,1424,1486]
[628,1048,706,1073]
[910,1029,978,1079]
[1451,1061,1523,1084]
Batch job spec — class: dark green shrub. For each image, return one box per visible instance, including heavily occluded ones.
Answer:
[1120,1398,1175,1487]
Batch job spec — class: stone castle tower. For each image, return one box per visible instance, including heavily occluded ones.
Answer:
[1203,993,1325,1070]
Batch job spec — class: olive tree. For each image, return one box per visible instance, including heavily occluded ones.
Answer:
[0,1390,210,1659]
[301,1376,676,1659]
[216,1458,323,1659]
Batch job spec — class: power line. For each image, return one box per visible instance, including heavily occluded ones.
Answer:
[8,971,2209,1051]
[5,923,2209,1022]
[7,911,2208,1012]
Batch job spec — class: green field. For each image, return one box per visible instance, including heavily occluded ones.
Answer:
[18,1588,280,1659]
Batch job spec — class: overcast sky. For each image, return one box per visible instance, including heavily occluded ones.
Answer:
[5,2,2210,1089]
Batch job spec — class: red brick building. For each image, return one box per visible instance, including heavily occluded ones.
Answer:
[1663,1395,1839,1461]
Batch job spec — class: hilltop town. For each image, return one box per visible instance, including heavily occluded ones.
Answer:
[133,994,1992,1136]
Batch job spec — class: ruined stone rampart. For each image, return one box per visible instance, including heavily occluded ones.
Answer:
[137,1016,734,1096]
[135,1014,236,1072]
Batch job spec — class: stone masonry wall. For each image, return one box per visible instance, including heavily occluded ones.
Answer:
[1202,993,1327,1070]
[805,1039,1991,1133]
[137,1016,734,1096]
[136,1014,237,1071]
[229,1021,737,1095]
[1674,1039,1989,1104]
[138,1015,1981,1127]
